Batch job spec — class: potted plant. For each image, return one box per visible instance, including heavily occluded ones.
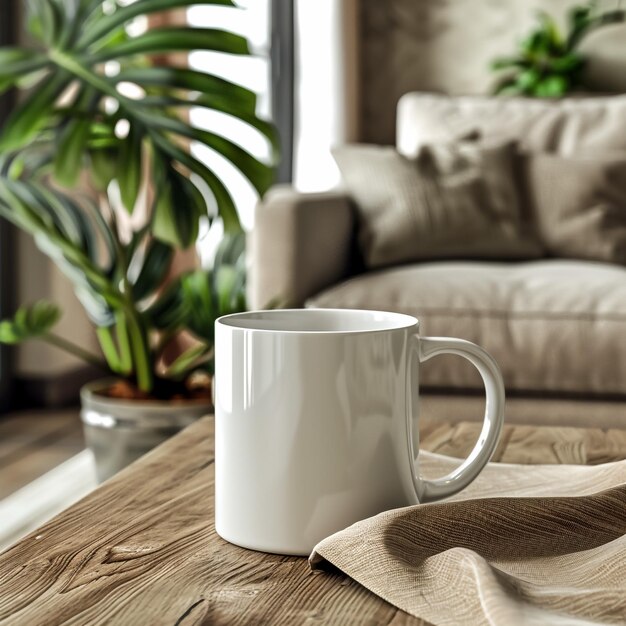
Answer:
[0,0,277,481]
[490,1,624,97]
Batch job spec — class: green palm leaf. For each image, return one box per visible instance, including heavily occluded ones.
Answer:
[131,240,174,301]
[149,132,240,231]
[152,168,202,249]
[144,279,186,330]
[0,49,49,94]
[0,74,69,152]
[117,126,143,213]
[34,232,116,326]
[180,271,216,342]
[54,118,92,186]
[0,301,61,344]
[78,0,237,49]
[116,67,257,113]
[164,344,212,379]
[27,0,62,46]
[91,28,250,62]
[144,113,275,196]
[142,95,280,161]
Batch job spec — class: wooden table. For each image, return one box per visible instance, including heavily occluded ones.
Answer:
[1,418,626,625]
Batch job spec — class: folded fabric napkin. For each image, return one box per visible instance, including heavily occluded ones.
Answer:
[310,452,626,626]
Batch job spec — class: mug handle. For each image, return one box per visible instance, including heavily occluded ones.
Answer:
[407,335,505,503]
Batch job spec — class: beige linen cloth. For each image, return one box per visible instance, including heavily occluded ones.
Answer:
[310,452,626,626]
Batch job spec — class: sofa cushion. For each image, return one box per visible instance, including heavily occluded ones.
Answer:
[307,260,626,396]
[524,153,626,265]
[332,142,542,269]
[397,93,626,157]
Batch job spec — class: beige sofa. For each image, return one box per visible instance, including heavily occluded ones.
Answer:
[249,94,626,428]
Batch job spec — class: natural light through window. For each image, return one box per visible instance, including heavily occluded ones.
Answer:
[188,0,272,262]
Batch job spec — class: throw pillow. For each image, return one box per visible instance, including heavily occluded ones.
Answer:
[332,142,542,269]
[523,153,626,264]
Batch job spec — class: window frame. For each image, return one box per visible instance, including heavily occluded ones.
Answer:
[270,0,295,184]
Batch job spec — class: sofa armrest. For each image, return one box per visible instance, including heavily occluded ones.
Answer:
[248,186,355,309]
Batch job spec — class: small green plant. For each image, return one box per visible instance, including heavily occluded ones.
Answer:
[0,0,277,397]
[490,1,625,97]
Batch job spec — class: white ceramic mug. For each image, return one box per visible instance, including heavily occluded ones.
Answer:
[214,309,504,555]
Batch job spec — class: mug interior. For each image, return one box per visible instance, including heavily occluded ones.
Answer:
[217,308,418,333]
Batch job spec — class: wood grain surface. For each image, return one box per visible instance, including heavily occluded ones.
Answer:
[1,417,625,626]
[420,420,626,466]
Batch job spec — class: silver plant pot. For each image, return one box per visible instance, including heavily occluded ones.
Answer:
[80,379,212,483]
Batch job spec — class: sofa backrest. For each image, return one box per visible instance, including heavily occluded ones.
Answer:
[397,93,626,157]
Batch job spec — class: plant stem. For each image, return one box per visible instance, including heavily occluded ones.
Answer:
[115,312,133,375]
[118,229,154,392]
[43,333,108,369]
[126,312,153,392]
[96,326,123,374]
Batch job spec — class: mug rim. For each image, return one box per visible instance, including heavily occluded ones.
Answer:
[216,308,419,335]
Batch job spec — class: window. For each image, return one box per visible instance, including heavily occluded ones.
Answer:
[187,0,274,260]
